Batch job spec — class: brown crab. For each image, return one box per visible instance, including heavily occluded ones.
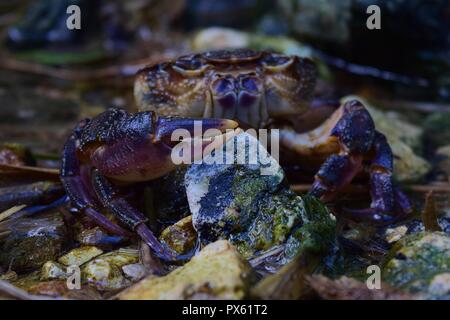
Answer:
[134,48,411,222]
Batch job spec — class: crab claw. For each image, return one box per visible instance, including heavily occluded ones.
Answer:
[156,116,239,166]
[154,116,239,145]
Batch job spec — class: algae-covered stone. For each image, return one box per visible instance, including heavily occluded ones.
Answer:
[122,264,147,282]
[40,261,68,280]
[342,96,430,182]
[0,212,68,272]
[118,240,255,300]
[81,248,139,290]
[185,132,335,262]
[382,232,450,299]
[159,215,197,255]
[58,246,103,267]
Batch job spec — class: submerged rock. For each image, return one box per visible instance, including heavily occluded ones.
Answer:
[185,132,335,262]
[118,240,255,300]
[0,212,68,272]
[382,232,450,299]
[342,96,430,182]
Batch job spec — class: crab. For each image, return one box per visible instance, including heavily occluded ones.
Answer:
[60,108,238,261]
[134,48,412,223]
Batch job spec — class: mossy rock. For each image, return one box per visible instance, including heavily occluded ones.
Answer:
[382,232,450,299]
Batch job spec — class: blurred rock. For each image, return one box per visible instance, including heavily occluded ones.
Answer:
[435,145,450,181]
[118,240,255,300]
[0,212,68,272]
[307,275,414,300]
[382,232,450,299]
[122,263,147,282]
[424,113,450,148]
[40,261,68,281]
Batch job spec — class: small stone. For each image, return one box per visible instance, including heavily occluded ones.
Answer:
[0,211,68,272]
[159,215,197,255]
[40,261,68,280]
[118,240,255,300]
[383,232,450,299]
[384,226,408,244]
[122,264,147,282]
[58,246,103,267]
[82,259,130,291]
[81,248,139,290]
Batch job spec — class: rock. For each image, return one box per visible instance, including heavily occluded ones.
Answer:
[436,145,450,181]
[185,132,335,262]
[58,246,103,267]
[82,259,129,291]
[384,226,409,244]
[382,232,450,299]
[122,264,147,282]
[424,112,450,148]
[27,280,102,300]
[191,27,313,58]
[307,275,414,300]
[0,143,34,166]
[40,261,68,280]
[117,240,255,300]
[81,248,139,290]
[0,211,68,272]
[342,96,430,182]
[159,215,197,255]
[192,28,249,52]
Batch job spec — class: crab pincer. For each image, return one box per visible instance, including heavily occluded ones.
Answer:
[60,108,238,262]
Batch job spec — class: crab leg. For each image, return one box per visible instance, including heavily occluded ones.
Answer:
[60,121,131,237]
[306,100,411,223]
[340,132,412,223]
[90,169,179,261]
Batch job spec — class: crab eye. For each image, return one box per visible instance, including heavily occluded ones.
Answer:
[172,55,207,76]
[262,54,293,71]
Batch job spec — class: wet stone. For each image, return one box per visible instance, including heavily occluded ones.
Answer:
[382,232,450,299]
[185,132,335,261]
[81,248,139,291]
[118,240,255,300]
[0,211,68,272]
[159,215,197,255]
[58,246,103,267]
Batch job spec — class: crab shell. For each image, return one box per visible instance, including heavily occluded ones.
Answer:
[134,49,317,128]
